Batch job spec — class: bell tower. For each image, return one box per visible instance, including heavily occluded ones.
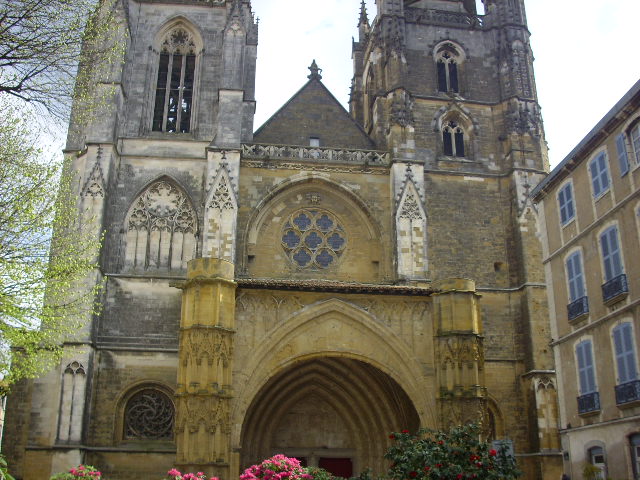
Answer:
[352,0,560,478]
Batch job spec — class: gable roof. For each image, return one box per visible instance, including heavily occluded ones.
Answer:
[253,76,376,150]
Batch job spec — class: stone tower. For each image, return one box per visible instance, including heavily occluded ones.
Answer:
[3,1,561,479]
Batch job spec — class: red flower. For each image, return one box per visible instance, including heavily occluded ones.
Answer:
[389,434,396,439]
[435,464,442,468]
[402,429,409,434]
[423,467,430,472]
[456,475,463,479]
[489,449,497,457]
[409,471,418,478]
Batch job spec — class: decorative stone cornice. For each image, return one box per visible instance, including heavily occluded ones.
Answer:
[241,143,390,166]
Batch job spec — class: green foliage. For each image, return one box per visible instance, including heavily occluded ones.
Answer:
[385,424,520,480]
[0,455,16,480]
[0,106,102,387]
[582,463,603,480]
[306,467,338,480]
[0,0,126,120]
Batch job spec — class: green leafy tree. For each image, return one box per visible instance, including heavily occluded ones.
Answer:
[385,424,521,480]
[0,106,102,388]
[0,0,124,120]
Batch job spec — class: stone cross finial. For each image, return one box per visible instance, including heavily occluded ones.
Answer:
[359,0,369,26]
[308,60,323,80]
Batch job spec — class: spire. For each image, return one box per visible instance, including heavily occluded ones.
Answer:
[307,60,323,81]
[359,0,369,26]
[358,0,370,39]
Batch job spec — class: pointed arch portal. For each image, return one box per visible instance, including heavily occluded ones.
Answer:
[240,357,420,477]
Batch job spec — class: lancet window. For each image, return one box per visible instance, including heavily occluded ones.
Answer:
[442,121,465,157]
[124,180,197,271]
[152,26,197,133]
[436,46,461,93]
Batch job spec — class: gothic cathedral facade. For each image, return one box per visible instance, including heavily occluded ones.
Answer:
[5,0,562,479]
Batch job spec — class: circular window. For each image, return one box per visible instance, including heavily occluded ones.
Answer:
[281,209,346,269]
[124,389,174,440]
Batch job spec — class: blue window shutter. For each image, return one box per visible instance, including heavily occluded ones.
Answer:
[616,134,630,176]
[577,341,596,394]
[614,323,638,383]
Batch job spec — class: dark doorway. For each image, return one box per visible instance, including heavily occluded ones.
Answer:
[319,458,353,478]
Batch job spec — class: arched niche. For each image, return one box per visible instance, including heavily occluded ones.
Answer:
[240,176,387,282]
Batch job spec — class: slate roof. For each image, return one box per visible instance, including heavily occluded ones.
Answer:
[253,68,376,151]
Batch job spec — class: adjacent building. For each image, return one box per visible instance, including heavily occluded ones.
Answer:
[532,79,640,479]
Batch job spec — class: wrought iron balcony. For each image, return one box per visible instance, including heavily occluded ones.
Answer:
[602,274,629,305]
[615,379,640,405]
[567,296,589,321]
[577,391,600,414]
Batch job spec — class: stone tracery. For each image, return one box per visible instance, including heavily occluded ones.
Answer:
[124,180,197,270]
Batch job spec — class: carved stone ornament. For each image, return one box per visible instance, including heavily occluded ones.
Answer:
[398,190,422,220]
[82,158,106,198]
[128,181,196,234]
[161,27,196,55]
[391,92,414,127]
[209,174,236,210]
[124,389,174,439]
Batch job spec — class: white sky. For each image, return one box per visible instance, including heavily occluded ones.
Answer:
[250,0,639,168]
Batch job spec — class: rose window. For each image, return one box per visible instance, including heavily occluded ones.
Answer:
[282,209,346,269]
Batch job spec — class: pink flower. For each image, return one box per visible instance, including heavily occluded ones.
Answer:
[168,469,182,477]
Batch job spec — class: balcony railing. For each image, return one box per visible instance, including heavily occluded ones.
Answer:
[577,391,600,414]
[602,274,628,305]
[615,379,640,405]
[567,296,589,321]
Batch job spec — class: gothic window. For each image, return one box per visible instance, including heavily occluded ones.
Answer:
[152,26,197,133]
[281,209,346,269]
[436,47,460,93]
[124,180,197,271]
[124,389,174,440]
[442,121,465,157]
[57,361,87,442]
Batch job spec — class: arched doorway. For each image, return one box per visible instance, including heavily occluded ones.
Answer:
[240,357,420,476]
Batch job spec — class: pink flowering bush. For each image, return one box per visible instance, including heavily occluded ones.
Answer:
[166,469,219,480]
[50,464,102,479]
[241,455,313,480]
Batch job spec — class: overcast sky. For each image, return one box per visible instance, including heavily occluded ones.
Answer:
[250,0,639,168]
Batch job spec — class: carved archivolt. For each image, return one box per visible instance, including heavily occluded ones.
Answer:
[124,179,197,270]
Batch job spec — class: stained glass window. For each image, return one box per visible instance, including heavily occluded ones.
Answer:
[282,209,346,269]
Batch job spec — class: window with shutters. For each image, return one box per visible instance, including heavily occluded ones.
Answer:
[612,322,638,385]
[630,121,640,166]
[576,340,597,395]
[566,251,586,303]
[616,133,630,176]
[558,182,575,225]
[600,225,624,282]
[152,25,200,133]
[589,151,610,198]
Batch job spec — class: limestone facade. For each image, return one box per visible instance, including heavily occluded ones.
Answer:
[532,79,640,480]
[4,1,562,479]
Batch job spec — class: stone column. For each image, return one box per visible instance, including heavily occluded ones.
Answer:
[432,279,487,429]
[175,258,236,479]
